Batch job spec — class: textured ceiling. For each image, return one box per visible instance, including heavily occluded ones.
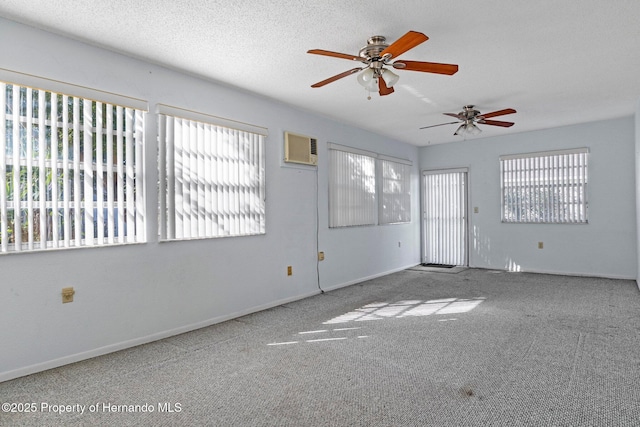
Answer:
[1,0,640,146]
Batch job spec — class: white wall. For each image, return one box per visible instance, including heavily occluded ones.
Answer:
[420,117,637,279]
[636,100,640,289]
[0,19,420,381]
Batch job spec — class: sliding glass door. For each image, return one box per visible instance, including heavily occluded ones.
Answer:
[422,169,468,266]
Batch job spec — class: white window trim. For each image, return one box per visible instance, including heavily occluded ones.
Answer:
[499,147,589,162]
[156,104,267,137]
[0,68,148,111]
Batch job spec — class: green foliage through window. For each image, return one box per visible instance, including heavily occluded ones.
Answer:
[0,82,146,252]
[500,149,588,223]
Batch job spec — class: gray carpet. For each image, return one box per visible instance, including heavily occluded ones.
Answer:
[2,268,639,426]
[406,264,467,274]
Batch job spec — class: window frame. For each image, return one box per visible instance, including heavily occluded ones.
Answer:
[0,70,148,254]
[379,155,412,225]
[328,143,412,228]
[328,144,377,228]
[157,104,267,241]
[500,148,589,224]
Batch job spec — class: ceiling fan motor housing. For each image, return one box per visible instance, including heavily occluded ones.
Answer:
[462,105,481,120]
[359,35,389,63]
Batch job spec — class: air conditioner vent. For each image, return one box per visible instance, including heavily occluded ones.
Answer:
[284,132,318,166]
[310,138,317,156]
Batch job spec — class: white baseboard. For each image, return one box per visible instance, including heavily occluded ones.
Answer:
[320,262,420,293]
[0,289,320,383]
[0,262,445,383]
[469,264,636,281]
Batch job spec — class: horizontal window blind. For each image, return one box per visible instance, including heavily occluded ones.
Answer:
[500,148,588,223]
[158,111,266,240]
[0,81,146,253]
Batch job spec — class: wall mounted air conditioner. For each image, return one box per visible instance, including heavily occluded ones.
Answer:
[284,132,317,166]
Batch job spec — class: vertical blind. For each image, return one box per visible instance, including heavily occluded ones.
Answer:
[328,147,377,227]
[328,144,412,228]
[0,81,146,253]
[423,171,467,266]
[380,158,411,224]
[500,148,588,223]
[158,108,266,240]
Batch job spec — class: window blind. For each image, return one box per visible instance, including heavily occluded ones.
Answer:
[158,110,266,240]
[328,146,377,228]
[380,158,411,224]
[500,148,588,223]
[423,170,467,265]
[328,144,412,228]
[0,81,146,253]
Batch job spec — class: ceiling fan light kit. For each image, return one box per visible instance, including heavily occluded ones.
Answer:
[381,69,399,87]
[454,122,482,136]
[356,68,399,99]
[356,68,377,89]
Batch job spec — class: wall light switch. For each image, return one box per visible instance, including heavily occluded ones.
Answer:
[287,266,293,276]
[538,242,544,249]
[474,207,479,214]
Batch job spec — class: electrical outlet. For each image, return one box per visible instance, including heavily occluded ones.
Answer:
[287,266,292,276]
[318,252,325,261]
[62,287,75,303]
[474,207,479,214]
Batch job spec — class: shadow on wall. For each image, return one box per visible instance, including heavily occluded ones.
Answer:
[472,225,522,272]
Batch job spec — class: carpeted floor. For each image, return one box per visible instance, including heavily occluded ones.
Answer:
[1,268,639,426]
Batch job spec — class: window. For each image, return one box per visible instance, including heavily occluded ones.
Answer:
[328,143,411,228]
[158,105,266,240]
[500,148,588,223]
[379,157,411,224]
[0,79,146,253]
[328,146,376,227]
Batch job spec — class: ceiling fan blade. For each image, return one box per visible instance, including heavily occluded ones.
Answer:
[443,112,463,119]
[307,49,362,62]
[419,121,459,130]
[393,60,458,75]
[479,119,515,127]
[380,31,428,60]
[310,68,363,88]
[378,78,394,96]
[478,108,516,119]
